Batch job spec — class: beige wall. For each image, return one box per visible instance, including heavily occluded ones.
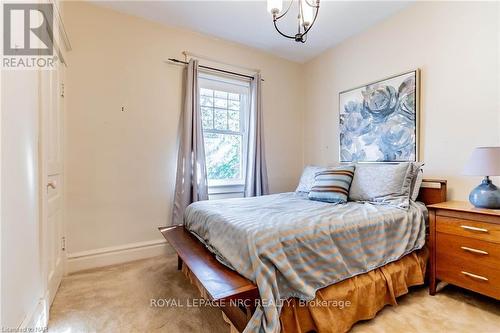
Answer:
[64,1,498,259]
[303,1,500,200]
[1,71,43,327]
[63,2,304,254]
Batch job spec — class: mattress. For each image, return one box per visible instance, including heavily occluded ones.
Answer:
[184,192,427,333]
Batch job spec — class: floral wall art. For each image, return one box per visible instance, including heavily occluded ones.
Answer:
[339,70,419,162]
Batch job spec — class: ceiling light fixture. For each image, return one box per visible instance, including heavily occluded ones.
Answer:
[267,0,320,43]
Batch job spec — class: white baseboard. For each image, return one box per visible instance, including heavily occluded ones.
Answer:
[66,239,174,274]
[19,298,47,331]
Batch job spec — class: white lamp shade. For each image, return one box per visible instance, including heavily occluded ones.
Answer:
[301,0,314,27]
[462,147,500,176]
[267,0,282,15]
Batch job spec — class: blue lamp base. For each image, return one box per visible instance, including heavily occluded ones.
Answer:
[469,176,500,209]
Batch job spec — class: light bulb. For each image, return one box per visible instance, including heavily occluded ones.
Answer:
[301,0,314,27]
[267,0,282,16]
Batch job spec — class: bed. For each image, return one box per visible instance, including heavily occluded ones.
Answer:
[159,179,447,333]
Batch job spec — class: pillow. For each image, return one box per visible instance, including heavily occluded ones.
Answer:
[296,165,326,193]
[348,162,415,208]
[308,166,355,203]
[410,165,424,201]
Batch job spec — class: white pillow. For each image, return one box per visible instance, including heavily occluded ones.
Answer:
[296,165,326,193]
[348,162,414,208]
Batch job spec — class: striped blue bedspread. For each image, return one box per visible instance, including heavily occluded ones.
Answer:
[184,192,427,333]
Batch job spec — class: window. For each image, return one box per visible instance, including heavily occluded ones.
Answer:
[199,73,251,189]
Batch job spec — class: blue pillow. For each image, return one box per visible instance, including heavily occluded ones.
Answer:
[308,166,355,203]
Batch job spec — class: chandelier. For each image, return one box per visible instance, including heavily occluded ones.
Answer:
[267,0,320,43]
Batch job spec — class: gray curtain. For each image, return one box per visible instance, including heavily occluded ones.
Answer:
[172,59,209,225]
[245,73,269,197]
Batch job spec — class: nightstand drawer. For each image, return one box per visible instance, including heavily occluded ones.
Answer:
[436,251,500,300]
[436,216,500,244]
[436,232,500,269]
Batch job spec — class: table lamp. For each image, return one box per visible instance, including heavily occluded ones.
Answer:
[462,147,500,209]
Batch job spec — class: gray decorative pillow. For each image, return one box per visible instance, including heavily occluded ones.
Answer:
[410,163,424,201]
[348,162,416,208]
[296,165,326,193]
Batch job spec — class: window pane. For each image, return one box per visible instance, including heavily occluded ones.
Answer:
[228,111,240,132]
[228,93,240,101]
[214,108,227,130]
[199,76,250,185]
[204,133,242,181]
[214,98,227,108]
[228,100,240,111]
[200,88,213,97]
[214,90,228,99]
[200,95,213,107]
[201,107,213,129]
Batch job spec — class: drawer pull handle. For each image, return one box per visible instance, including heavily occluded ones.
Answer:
[460,246,488,255]
[461,271,488,281]
[460,225,488,233]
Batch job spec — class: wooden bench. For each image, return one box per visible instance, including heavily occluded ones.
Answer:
[159,225,259,331]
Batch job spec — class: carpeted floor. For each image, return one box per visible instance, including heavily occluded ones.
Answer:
[49,254,500,333]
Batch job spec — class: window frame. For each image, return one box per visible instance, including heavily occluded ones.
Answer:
[198,72,251,190]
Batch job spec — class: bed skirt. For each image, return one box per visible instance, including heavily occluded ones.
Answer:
[280,247,428,333]
[181,247,428,333]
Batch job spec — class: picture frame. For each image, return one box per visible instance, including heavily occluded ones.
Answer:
[339,69,420,163]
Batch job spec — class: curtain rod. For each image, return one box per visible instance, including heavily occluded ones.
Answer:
[167,58,264,81]
[182,51,260,74]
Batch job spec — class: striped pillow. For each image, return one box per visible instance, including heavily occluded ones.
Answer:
[308,166,355,203]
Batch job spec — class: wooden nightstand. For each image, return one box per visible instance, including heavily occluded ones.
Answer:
[428,201,500,299]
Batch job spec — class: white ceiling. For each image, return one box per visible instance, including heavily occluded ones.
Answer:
[94,1,413,63]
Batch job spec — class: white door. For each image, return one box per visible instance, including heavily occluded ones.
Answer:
[40,60,65,306]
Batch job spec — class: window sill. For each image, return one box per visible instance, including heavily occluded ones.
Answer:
[208,183,245,196]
